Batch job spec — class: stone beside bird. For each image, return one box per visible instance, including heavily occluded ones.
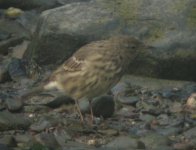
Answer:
[21,35,147,123]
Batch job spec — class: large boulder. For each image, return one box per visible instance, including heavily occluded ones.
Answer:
[24,0,196,81]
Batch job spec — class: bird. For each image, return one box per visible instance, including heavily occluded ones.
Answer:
[20,35,147,123]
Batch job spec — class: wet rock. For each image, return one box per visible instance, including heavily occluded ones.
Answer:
[0,36,24,55]
[24,0,120,66]
[23,105,50,113]
[169,102,183,113]
[104,136,140,150]
[34,132,60,149]
[0,97,5,110]
[117,96,140,105]
[53,127,72,147]
[24,0,196,81]
[14,133,33,144]
[30,115,61,132]
[139,114,155,123]
[0,135,16,147]
[161,88,181,99]
[92,95,115,118]
[0,65,10,83]
[140,132,171,150]
[28,143,52,150]
[5,98,23,112]
[98,129,119,136]
[122,75,196,91]
[8,58,27,81]
[0,144,11,150]
[136,101,162,115]
[0,111,31,131]
[116,106,137,118]
[62,141,96,150]
[11,41,29,59]
[156,127,182,136]
[183,126,196,138]
[80,95,115,118]
[0,31,11,41]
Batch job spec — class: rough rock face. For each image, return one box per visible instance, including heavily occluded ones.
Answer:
[24,0,196,81]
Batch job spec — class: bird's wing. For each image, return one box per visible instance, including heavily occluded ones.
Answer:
[62,56,85,72]
[53,40,108,75]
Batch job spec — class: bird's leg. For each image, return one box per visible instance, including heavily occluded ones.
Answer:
[75,99,84,123]
[88,100,94,124]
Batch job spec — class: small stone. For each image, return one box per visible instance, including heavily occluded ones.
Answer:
[79,95,115,118]
[92,95,115,118]
[0,144,10,150]
[117,96,140,105]
[6,98,23,112]
[30,115,60,132]
[8,58,27,81]
[34,132,60,149]
[98,129,119,136]
[140,132,170,149]
[14,134,33,143]
[183,126,196,138]
[169,102,183,113]
[0,135,16,147]
[0,112,31,131]
[53,127,71,147]
[105,136,138,149]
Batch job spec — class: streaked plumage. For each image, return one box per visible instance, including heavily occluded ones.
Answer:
[44,35,145,100]
[21,35,146,122]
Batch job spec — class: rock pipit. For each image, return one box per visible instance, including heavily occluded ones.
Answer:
[21,35,147,123]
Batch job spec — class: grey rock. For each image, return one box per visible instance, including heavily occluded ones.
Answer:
[24,0,196,81]
[0,111,31,131]
[0,36,24,55]
[117,96,140,105]
[80,95,115,118]
[8,58,27,81]
[23,105,50,113]
[34,132,60,149]
[5,98,23,112]
[114,75,196,92]
[0,135,16,147]
[0,31,11,41]
[183,126,196,138]
[0,65,10,83]
[140,132,171,149]
[53,128,71,146]
[104,136,139,150]
[30,115,61,132]
[156,127,182,136]
[24,0,120,66]
[92,95,114,118]
[14,133,33,143]
[0,144,11,150]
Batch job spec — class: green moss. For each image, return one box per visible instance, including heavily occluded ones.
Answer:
[98,0,141,25]
[169,0,187,14]
[187,5,196,28]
